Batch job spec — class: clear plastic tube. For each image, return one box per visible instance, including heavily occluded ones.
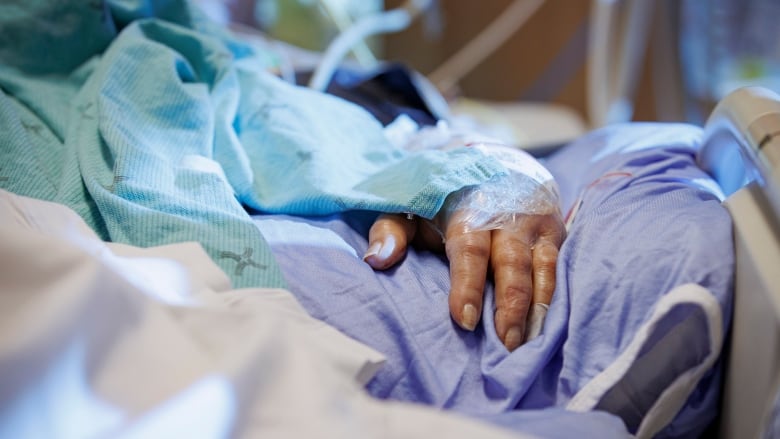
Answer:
[308,0,434,91]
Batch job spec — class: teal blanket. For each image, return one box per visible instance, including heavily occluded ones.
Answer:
[0,0,504,288]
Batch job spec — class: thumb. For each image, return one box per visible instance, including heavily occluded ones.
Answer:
[364,213,417,270]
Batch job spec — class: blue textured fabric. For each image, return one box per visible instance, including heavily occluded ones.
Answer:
[764,388,780,439]
[0,0,504,288]
[255,123,733,437]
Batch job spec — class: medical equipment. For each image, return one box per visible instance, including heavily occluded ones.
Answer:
[700,85,780,439]
[307,0,434,91]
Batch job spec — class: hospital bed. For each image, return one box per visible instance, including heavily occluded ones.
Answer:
[700,86,780,439]
[0,1,779,438]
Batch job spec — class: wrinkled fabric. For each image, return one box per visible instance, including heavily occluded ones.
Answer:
[0,0,504,288]
[0,189,542,439]
[256,123,733,437]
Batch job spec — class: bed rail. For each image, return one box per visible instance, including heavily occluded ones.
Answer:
[699,86,780,218]
[700,86,780,439]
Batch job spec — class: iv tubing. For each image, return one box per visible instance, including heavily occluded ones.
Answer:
[318,0,378,67]
[308,0,431,92]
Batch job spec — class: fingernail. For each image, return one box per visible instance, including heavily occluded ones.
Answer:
[524,303,549,343]
[363,236,396,263]
[505,326,524,351]
[461,303,478,331]
[363,241,382,260]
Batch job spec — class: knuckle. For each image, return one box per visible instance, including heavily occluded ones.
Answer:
[534,248,556,269]
[449,239,490,260]
[493,245,532,270]
[499,285,533,311]
[544,217,567,243]
[533,244,559,268]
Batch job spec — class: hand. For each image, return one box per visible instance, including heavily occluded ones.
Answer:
[364,211,566,351]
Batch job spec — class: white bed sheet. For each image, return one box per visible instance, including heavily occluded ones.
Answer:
[0,190,537,439]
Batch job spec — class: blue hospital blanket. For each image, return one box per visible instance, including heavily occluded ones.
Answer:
[255,123,734,437]
[0,0,504,288]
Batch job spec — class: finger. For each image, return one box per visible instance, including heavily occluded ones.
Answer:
[364,213,416,270]
[530,213,566,305]
[540,213,567,247]
[491,227,534,351]
[532,238,559,305]
[445,225,491,332]
[525,214,566,342]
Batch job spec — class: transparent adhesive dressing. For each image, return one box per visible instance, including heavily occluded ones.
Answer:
[400,121,562,234]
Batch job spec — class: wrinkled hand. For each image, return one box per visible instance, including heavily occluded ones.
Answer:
[364,211,566,351]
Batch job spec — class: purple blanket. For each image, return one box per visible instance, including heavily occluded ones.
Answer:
[254,123,733,438]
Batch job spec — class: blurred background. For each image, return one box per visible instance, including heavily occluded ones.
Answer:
[197,0,780,147]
